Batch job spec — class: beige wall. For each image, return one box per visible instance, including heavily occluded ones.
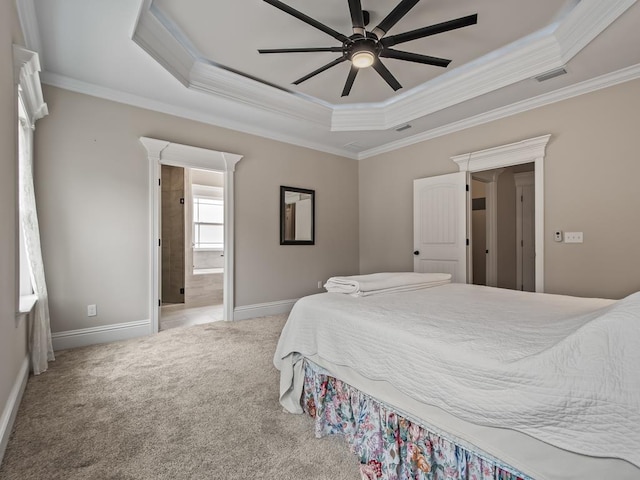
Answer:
[360,78,640,299]
[0,0,29,454]
[34,86,359,333]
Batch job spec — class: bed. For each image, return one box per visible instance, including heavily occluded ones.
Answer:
[273,282,640,480]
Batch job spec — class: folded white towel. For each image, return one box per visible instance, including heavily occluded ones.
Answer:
[324,272,451,297]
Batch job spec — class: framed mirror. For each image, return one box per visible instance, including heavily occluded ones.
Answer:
[280,186,315,245]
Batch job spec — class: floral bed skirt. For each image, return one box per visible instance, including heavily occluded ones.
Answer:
[301,360,532,480]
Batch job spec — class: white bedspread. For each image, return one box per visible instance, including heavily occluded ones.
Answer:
[273,284,640,468]
[324,272,451,296]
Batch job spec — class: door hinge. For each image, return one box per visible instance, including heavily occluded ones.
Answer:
[180,198,184,205]
[180,287,184,295]
[158,299,161,307]
[158,178,161,186]
[158,238,162,247]
[466,184,470,192]
[521,195,523,202]
[466,238,470,246]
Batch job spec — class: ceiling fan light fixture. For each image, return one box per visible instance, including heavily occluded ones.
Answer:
[351,50,375,68]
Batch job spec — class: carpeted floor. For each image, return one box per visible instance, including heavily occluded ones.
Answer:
[0,315,361,479]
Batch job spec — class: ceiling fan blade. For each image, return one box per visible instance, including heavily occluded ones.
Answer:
[293,56,347,85]
[381,14,478,48]
[372,0,421,38]
[259,47,344,54]
[348,0,366,36]
[380,48,451,67]
[372,59,402,91]
[341,65,359,97]
[263,0,349,43]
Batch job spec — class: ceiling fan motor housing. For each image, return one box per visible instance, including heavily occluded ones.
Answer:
[347,37,380,66]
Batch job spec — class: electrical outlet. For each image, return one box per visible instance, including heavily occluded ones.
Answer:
[554,231,563,242]
[87,304,97,317]
[317,281,323,289]
[564,232,583,243]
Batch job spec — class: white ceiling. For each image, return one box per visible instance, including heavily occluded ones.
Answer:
[18,0,640,159]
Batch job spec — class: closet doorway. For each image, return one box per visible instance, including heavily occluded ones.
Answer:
[470,163,535,291]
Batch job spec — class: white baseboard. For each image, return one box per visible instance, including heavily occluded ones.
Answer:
[233,299,298,321]
[51,319,151,351]
[0,356,29,465]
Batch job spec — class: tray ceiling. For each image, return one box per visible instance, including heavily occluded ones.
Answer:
[19,0,640,158]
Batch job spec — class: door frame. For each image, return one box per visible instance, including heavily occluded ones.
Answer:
[140,137,243,334]
[452,134,550,293]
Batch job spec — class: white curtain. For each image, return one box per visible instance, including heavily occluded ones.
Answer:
[19,117,54,375]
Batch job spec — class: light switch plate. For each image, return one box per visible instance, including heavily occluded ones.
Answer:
[87,304,97,317]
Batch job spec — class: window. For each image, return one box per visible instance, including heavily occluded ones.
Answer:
[193,197,223,250]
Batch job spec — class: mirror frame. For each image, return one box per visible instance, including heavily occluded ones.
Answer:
[280,186,315,245]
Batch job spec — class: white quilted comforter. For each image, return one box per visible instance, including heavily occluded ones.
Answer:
[274,284,640,467]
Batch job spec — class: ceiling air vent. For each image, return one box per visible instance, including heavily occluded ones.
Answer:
[534,67,567,82]
[395,124,412,132]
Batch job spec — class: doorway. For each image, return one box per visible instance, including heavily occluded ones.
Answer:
[414,135,549,292]
[140,137,243,335]
[159,166,226,331]
[470,163,535,291]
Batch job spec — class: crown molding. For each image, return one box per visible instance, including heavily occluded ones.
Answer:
[131,3,195,87]
[188,62,331,126]
[332,31,562,131]
[132,4,332,127]
[357,62,640,160]
[40,72,358,160]
[555,0,636,62]
[15,0,42,60]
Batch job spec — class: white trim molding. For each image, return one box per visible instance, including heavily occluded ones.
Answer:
[453,135,551,293]
[140,138,243,332]
[357,62,640,160]
[51,320,151,351]
[0,356,30,465]
[13,45,48,128]
[233,299,298,321]
[130,0,634,133]
[15,0,42,58]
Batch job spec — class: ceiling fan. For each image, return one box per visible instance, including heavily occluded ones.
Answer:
[259,0,477,97]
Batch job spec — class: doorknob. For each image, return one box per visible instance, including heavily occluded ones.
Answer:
[413,250,420,255]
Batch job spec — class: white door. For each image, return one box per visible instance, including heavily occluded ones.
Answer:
[414,172,469,283]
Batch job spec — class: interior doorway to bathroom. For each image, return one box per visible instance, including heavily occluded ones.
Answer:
[160,166,225,331]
